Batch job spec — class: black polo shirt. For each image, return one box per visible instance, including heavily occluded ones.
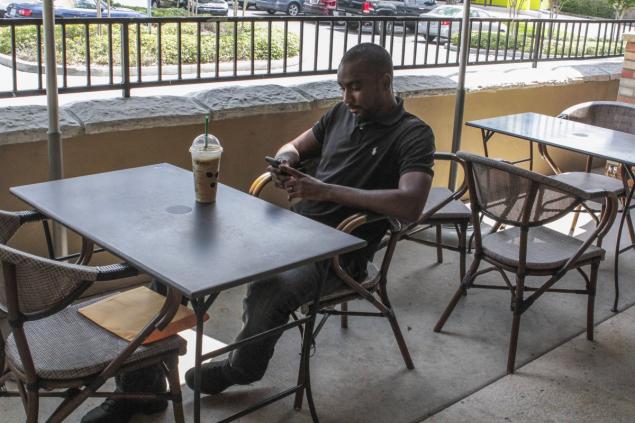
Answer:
[294,97,435,266]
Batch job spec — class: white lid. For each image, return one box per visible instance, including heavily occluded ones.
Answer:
[190,134,223,154]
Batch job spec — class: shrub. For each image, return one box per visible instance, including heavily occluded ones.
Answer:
[0,22,299,66]
[120,6,191,17]
[450,27,620,57]
[560,0,615,18]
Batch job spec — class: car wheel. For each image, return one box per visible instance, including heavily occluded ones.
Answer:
[151,0,160,6]
[286,2,299,16]
[374,20,393,35]
[345,21,360,32]
[267,8,276,13]
[422,34,435,43]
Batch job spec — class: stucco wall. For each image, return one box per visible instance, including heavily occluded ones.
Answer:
[0,71,620,258]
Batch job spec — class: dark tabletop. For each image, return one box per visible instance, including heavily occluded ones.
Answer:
[466,112,635,167]
[11,164,366,298]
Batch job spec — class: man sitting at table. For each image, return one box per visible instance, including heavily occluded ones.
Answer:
[82,42,435,422]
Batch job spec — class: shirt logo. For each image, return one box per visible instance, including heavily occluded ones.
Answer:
[371,147,377,156]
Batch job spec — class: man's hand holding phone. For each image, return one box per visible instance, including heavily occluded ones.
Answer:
[266,156,293,189]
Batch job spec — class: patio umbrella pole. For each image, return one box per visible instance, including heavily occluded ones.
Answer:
[448,0,471,190]
[43,0,68,257]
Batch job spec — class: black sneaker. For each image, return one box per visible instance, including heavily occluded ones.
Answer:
[185,360,238,395]
[81,397,168,423]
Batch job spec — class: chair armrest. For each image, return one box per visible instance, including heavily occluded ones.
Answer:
[95,263,139,281]
[417,152,468,222]
[16,210,47,224]
[331,212,395,284]
[249,172,273,197]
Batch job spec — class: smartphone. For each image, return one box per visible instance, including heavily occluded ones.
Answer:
[265,156,282,168]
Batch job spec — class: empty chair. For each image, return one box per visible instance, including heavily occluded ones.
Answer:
[0,210,186,422]
[539,101,635,311]
[403,152,471,282]
[434,152,617,374]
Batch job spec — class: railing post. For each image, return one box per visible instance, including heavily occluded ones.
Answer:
[380,19,387,48]
[532,20,543,68]
[121,23,131,98]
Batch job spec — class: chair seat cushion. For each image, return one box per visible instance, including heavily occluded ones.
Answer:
[300,262,379,314]
[482,226,605,270]
[5,299,185,380]
[549,172,624,196]
[422,188,471,221]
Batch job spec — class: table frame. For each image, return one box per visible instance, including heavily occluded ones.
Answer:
[10,164,366,423]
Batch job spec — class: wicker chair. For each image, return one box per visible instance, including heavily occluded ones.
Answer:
[0,211,186,423]
[539,101,635,311]
[434,152,618,374]
[403,153,471,282]
[249,170,417,409]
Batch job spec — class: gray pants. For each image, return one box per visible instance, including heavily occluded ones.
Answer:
[120,259,354,390]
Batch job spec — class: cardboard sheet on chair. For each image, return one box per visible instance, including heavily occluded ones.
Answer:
[79,286,207,344]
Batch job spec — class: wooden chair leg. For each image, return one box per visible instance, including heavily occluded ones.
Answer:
[434,286,465,333]
[587,262,599,341]
[568,205,581,236]
[385,310,414,370]
[25,389,39,423]
[507,275,525,375]
[435,257,480,332]
[340,302,348,329]
[507,310,522,374]
[435,224,443,263]
[458,223,467,282]
[165,355,185,423]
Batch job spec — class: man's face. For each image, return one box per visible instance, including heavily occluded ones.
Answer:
[337,59,390,120]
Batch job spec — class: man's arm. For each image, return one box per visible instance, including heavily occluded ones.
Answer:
[281,166,432,223]
[269,129,322,188]
[274,129,322,165]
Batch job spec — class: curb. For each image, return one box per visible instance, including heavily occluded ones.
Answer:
[0,52,300,77]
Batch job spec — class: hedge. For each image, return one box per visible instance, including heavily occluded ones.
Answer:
[559,0,615,18]
[451,26,621,57]
[0,22,299,66]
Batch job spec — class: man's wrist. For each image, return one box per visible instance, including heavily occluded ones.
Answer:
[275,151,300,166]
[321,183,336,202]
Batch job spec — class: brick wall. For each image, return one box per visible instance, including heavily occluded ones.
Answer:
[618,32,635,104]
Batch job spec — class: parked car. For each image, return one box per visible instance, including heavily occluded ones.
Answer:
[255,0,301,15]
[417,5,506,42]
[336,0,437,32]
[302,0,335,16]
[0,0,15,17]
[5,0,145,18]
[190,0,228,15]
[227,0,256,8]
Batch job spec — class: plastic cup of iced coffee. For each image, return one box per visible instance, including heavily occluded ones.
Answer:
[189,134,223,203]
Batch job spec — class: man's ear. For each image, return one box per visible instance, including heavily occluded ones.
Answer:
[381,73,392,91]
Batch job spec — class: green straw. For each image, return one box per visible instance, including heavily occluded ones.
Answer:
[204,116,209,149]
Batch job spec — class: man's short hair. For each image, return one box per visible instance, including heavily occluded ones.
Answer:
[341,43,393,78]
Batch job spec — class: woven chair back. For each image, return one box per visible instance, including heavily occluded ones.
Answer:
[0,243,98,316]
[559,101,635,135]
[459,152,584,227]
[0,211,21,244]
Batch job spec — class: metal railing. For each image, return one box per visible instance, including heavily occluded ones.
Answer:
[1,15,633,98]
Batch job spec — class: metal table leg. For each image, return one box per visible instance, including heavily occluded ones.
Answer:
[191,294,219,423]
[613,168,635,312]
[189,282,321,423]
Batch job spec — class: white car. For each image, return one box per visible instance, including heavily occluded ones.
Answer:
[190,0,228,15]
[417,5,507,42]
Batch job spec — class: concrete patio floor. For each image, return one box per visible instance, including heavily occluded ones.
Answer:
[1,212,634,422]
